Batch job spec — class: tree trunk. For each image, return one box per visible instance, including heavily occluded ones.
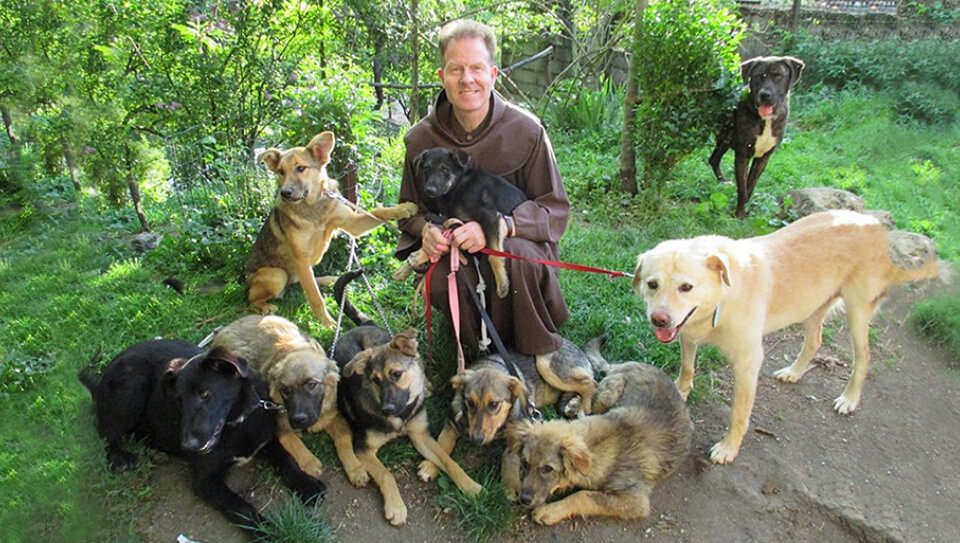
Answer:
[124,145,151,232]
[373,35,386,110]
[619,0,647,195]
[409,0,420,123]
[62,137,81,193]
[2,106,17,145]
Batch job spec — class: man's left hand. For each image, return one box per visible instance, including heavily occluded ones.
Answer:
[450,221,487,253]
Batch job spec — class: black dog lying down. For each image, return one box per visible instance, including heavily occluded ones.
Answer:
[709,55,804,218]
[393,147,527,298]
[79,340,326,536]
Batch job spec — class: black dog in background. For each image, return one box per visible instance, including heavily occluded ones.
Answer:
[709,55,805,218]
[79,340,326,537]
[399,147,527,298]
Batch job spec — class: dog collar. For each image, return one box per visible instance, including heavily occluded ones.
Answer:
[227,399,284,427]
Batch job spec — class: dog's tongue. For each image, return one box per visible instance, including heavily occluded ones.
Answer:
[654,327,678,343]
[759,105,774,117]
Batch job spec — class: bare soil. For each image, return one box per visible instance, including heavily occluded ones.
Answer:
[134,285,960,543]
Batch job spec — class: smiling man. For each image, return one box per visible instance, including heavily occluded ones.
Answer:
[396,19,570,359]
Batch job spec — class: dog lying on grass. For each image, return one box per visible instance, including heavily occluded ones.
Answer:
[210,314,367,487]
[337,329,483,526]
[633,209,941,464]
[79,340,326,537]
[506,342,692,525]
[248,131,417,327]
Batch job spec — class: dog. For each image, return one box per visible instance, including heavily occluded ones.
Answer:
[248,131,417,327]
[632,209,941,464]
[505,347,693,525]
[393,147,527,298]
[337,329,483,526]
[329,268,392,366]
[210,314,367,487]
[708,55,805,218]
[79,340,326,537]
[416,337,599,489]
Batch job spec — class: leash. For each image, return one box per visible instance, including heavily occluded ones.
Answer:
[478,247,633,279]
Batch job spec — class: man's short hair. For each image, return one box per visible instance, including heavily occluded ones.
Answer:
[438,19,497,66]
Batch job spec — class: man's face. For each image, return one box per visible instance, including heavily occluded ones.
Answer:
[439,36,498,120]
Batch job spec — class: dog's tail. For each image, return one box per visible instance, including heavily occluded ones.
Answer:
[77,346,104,394]
[584,333,610,375]
[333,269,376,327]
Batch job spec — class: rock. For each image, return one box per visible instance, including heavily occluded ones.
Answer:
[863,209,895,230]
[782,188,865,218]
[131,232,163,252]
[888,230,937,270]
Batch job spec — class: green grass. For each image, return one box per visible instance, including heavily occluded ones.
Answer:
[910,296,960,365]
[1,87,958,541]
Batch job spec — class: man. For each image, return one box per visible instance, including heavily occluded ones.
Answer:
[396,19,570,357]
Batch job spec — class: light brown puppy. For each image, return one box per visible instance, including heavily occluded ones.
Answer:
[337,330,482,526]
[507,360,692,525]
[247,131,417,327]
[211,315,367,486]
[633,210,941,464]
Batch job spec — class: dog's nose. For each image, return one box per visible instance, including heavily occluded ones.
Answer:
[470,431,486,443]
[758,89,773,102]
[519,489,533,506]
[290,412,309,428]
[381,401,398,415]
[650,312,672,328]
[280,188,294,199]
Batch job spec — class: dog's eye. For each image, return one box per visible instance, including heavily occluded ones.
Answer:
[296,165,307,173]
[390,370,403,381]
[679,283,693,293]
[465,398,476,411]
[646,280,659,290]
[305,380,322,394]
[199,390,211,401]
[486,401,501,412]
[539,465,555,476]
[280,385,292,398]
[371,375,381,385]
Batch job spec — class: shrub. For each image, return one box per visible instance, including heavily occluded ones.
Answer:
[895,81,959,126]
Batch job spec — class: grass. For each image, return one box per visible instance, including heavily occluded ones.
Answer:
[1,87,958,542]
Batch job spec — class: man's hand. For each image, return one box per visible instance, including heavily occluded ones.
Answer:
[422,223,450,261]
[450,221,487,254]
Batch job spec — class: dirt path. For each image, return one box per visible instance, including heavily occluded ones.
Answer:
[136,285,960,543]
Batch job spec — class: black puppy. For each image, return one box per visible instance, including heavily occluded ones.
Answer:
[397,147,527,298]
[79,340,326,537]
[330,268,392,365]
[709,55,805,218]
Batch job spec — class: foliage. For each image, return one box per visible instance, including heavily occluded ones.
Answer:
[253,501,337,543]
[631,0,744,207]
[434,465,517,543]
[910,295,960,364]
[894,81,959,126]
[542,77,624,147]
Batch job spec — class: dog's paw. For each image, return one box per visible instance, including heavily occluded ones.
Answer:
[460,478,483,497]
[675,381,691,402]
[417,459,440,482]
[396,202,418,218]
[833,393,860,415]
[384,499,408,526]
[773,365,805,383]
[709,438,741,464]
[495,277,510,298]
[107,450,139,472]
[345,465,370,487]
[257,303,279,315]
[532,503,566,526]
[300,456,325,478]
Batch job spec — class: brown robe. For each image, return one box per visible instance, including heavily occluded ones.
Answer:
[397,90,570,356]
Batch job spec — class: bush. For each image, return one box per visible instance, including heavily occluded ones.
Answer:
[895,81,959,126]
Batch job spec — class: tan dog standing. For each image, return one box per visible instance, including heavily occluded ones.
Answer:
[633,210,941,464]
[248,131,417,327]
[211,315,367,486]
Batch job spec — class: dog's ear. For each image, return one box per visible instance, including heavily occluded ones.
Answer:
[390,328,419,357]
[559,434,591,477]
[706,252,733,287]
[450,370,473,390]
[632,252,646,292]
[411,149,426,180]
[343,350,372,377]
[505,420,532,452]
[259,148,282,173]
[507,376,529,406]
[206,347,249,378]
[307,131,336,166]
[784,56,805,87]
[740,57,763,85]
[450,148,471,169]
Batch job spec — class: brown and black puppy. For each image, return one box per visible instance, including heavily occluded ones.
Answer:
[337,329,482,526]
[79,340,326,538]
[709,56,805,218]
[393,147,527,297]
[248,131,417,326]
[211,315,367,487]
[506,356,692,526]
[416,337,598,489]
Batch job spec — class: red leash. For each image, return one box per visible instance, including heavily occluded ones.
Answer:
[479,247,633,279]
